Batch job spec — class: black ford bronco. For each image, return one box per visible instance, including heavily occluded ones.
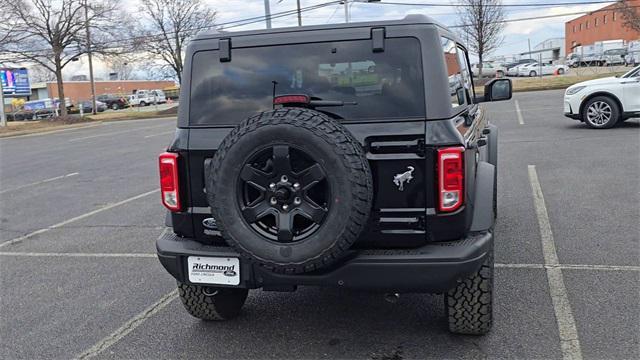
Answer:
[157,15,511,335]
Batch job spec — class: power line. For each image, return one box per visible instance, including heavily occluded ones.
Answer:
[0,1,342,57]
[451,4,640,28]
[360,0,618,7]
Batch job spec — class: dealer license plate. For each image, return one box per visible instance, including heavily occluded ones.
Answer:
[187,256,240,286]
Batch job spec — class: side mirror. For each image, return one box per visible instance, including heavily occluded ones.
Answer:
[475,78,512,103]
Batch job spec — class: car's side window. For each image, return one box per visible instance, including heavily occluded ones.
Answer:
[456,46,475,103]
[440,37,464,108]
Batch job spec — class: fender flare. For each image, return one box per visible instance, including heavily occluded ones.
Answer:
[470,161,496,232]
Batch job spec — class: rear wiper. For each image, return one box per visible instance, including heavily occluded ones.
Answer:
[309,98,357,107]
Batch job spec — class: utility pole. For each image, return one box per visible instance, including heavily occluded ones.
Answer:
[264,0,272,29]
[528,38,532,60]
[0,71,6,127]
[84,0,97,115]
[344,0,350,23]
[296,0,302,26]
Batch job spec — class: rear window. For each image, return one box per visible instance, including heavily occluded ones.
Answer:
[189,38,424,126]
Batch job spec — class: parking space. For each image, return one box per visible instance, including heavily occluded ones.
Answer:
[0,93,638,359]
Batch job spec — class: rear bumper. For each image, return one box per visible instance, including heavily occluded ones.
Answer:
[157,230,493,293]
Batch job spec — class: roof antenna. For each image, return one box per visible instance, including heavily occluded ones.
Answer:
[271,80,278,109]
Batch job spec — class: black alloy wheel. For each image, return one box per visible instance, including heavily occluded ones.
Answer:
[237,144,330,243]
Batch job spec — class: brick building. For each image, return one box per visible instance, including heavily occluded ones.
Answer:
[565,0,640,53]
[31,80,175,104]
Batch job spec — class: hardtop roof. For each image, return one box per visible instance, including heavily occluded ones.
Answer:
[194,14,459,43]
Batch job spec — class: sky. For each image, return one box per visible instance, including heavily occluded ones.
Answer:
[58,0,611,80]
[208,0,608,59]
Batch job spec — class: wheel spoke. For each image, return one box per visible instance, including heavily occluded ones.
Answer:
[296,202,327,224]
[242,201,272,223]
[277,212,294,242]
[240,165,270,190]
[296,163,325,189]
[272,145,292,174]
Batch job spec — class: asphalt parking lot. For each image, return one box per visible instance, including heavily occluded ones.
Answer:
[0,90,638,359]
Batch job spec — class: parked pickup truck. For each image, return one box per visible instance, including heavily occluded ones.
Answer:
[127,93,155,107]
[156,15,512,335]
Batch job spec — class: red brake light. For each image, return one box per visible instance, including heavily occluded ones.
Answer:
[437,147,465,212]
[273,94,310,105]
[159,152,181,212]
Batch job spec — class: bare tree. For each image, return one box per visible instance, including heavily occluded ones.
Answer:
[0,0,124,115]
[617,0,640,32]
[104,54,139,80]
[456,0,506,78]
[28,65,58,83]
[139,0,216,83]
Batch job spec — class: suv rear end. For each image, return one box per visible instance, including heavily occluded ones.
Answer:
[156,15,510,335]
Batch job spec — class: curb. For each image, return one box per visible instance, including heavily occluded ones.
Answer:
[0,121,104,139]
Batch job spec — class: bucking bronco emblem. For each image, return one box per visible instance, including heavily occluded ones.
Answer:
[393,166,415,191]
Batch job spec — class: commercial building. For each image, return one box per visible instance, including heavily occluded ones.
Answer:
[520,38,566,63]
[30,80,175,104]
[565,0,640,53]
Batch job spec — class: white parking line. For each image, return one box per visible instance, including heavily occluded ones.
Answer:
[0,172,79,195]
[144,130,175,139]
[495,263,640,272]
[68,124,171,142]
[515,100,525,125]
[75,289,179,360]
[528,165,583,360]
[0,252,156,258]
[0,189,159,248]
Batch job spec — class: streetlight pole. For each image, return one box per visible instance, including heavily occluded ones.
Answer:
[343,0,350,23]
[264,0,272,29]
[0,72,6,127]
[84,0,97,115]
[296,0,302,26]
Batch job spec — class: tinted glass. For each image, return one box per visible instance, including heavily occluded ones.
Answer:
[189,38,424,126]
[440,37,463,108]
[456,46,474,102]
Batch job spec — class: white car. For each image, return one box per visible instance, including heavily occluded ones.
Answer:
[564,66,640,128]
[507,64,527,77]
[518,63,568,77]
[471,62,506,77]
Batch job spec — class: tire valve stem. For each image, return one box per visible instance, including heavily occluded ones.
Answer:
[384,293,400,303]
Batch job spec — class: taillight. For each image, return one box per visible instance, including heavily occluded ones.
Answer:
[437,147,465,212]
[159,152,181,212]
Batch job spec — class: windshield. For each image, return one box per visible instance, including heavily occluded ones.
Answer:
[622,66,640,78]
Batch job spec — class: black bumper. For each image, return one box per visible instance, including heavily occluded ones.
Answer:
[156,230,493,293]
[564,113,581,120]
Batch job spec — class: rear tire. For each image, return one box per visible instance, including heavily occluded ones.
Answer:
[178,282,248,321]
[445,249,494,335]
[529,70,537,77]
[557,68,565,75]
[140,101,147,107]
[496,70,504,78]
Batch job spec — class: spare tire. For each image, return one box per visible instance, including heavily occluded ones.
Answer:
[207,108,373,274]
